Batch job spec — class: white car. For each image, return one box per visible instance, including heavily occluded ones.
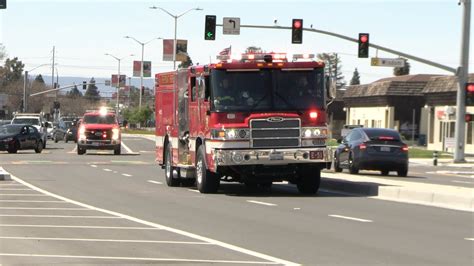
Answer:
[11,113,48,149]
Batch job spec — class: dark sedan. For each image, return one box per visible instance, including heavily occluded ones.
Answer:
[53,121,78,143]
[0,124,43,153]
[334,128,408,176]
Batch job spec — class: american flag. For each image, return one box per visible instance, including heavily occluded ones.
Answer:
[219,46,231,55]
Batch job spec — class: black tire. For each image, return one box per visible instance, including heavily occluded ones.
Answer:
[348,153,359,175]
[114,145,121,155]
[397,167,408,177]
[54,135,58,143]
[334,154,343,173]
[7,140,18,154]
[381,170,389,176]
[296,165,321,195]
[164,144,180,187]
[77,146,85,155]
[35,140,43,153]
[196,145,219,193]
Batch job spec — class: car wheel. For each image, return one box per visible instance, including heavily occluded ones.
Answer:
[195,145,219,193]
[7,140,18,154]
[397,167,408,177]
[164,144,180,187]
[334,155,343,173]
[114,145,121,155]
[54,135,58,143]
[296,165,321,195]
[348,153,359,175]
[77,146,85,155]
[35,140,43,153]
[381,170,389,176]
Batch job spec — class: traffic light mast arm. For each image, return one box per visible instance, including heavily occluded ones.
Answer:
[216,23,456,74]
[29,82,107,97]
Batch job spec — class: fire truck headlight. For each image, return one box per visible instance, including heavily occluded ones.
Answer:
[313,129,321,135]
[304,129,312,138]
[302,127,328,138]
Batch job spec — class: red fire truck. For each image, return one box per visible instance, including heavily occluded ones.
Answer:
[155,53,333,194]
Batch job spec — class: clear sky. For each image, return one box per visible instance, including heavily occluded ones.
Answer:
[0,0,472,84]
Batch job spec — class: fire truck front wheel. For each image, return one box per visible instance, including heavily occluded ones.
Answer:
[165,144,180,187]
[196,146,219,193]
[296,165,321,195]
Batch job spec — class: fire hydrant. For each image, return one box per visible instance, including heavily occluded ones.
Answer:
[433,151,438,166]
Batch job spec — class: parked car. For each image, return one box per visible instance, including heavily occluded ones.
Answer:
[11,113,48,149]
[53,120,78,143]
[333,128,409,176]
[0,124,43,153]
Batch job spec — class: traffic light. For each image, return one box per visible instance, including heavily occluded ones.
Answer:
[292,19,303,44]
[82,81,87,90]
[204,15,216,41]
[465,113,474,122]
[358,33,369,58]
[466,83,474,106]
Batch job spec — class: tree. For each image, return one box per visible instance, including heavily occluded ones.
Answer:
[178,55,193,68]
[67,85,82,98]
[350,68,361,85]
[84,77,100,101]
[34,74,45,84]
[316,53,346,89]
[394,59,410,76]
[245,46,263,53]
[1,57,25,85]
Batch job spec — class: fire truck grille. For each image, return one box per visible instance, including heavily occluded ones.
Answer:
[85,129,112,140]
[250,118,300,148]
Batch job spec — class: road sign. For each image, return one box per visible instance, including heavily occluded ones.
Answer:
[371,57,405,67]
[223,17,240,35]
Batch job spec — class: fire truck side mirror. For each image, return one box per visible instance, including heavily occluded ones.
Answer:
[325,76,337,99]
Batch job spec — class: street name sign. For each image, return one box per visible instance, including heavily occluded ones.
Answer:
[223,17,240,35]
[371,57,405,67]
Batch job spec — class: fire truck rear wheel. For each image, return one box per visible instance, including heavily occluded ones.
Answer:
[296,166,321,195]
[165,144,180,187]
[196,146,219,193]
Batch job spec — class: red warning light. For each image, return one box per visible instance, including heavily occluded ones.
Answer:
[360,34,368,43]
[293,20,302,29]
[466,83,474,93]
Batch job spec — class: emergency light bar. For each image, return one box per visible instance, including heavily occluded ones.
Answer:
[216,53,288,63]
[293,54,315,60]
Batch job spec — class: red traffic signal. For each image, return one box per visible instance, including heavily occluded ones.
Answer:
[358,33,369,58]
[466,83,474,106]
[465,113,474,122]
[292,19,303,44]
[293,20,302,29]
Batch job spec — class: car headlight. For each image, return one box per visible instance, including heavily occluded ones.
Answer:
[211,129,249,140]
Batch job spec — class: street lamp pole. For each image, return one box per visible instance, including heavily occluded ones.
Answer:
[149,6,202,70]
[23,64,49,113]
[124,36,162,109]
[105,53,133,114]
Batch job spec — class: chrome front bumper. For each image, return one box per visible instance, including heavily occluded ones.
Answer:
[213,147,332,166]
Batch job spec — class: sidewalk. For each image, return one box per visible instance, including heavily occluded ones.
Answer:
[410,158,474,168]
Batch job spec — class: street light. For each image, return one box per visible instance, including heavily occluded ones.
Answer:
[124,36,162,109]
[104,53,134,114]
[23,64,50,113]
[149,6,202,70]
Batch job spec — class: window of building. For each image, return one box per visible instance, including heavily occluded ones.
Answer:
[449,122,455,138]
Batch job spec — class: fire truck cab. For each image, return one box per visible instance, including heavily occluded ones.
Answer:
[155,53,333,194]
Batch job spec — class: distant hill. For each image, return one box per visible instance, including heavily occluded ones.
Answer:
[41,76,155,97]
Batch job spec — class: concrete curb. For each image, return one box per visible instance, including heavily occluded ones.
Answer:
[321,174,474,212]
[0,167,11,181]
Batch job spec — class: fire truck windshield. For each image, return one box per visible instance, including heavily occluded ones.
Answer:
[83,114,116,124]
[211,68,325,112]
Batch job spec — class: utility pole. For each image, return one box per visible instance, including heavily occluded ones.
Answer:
[334,53,338,86]
[51,46,55,89]
[454,0,471,163]
[23,71,28,112]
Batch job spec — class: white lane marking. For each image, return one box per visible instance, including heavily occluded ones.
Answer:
[147,180,162,185]
[465,238,474,241]
[121,141,136,154]
[0,189,32,191]
[103,169,112,172]
[0,207,90,210]
[90,165,98,168]
[122,174,132,177]
[0,200,66,203]
[452,180,474,184]
[0,225,161,230]
[139,150,154,153]
[188,189,200,193]
[329,214,373,223]
[0,254,275,264]
[0,236,211,245]
[11,175,299,266]
[0,194,48,196]
[0,215,120,219]
[293,208,301,210]
[68,146,77,154]
[246,200,277,207]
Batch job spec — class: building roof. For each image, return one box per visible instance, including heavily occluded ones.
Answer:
[374,74,440,83]
[343,78,428,98]
[422,74,474,93]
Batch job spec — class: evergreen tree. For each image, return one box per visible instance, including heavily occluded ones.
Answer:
[350,68,361,85]
[68,85,82,98]
[316,53,346,89]
[84,77,100,101]
[394,59,410,76]
[34,74,45,84]
[178,55,193,68]
[1,57,24,85]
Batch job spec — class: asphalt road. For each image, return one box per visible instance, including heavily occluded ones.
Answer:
[0,137,472,265]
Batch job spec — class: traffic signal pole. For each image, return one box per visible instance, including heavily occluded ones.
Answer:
[454,0,471,162]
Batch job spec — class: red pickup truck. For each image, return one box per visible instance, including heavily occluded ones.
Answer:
[77,109,121,155]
